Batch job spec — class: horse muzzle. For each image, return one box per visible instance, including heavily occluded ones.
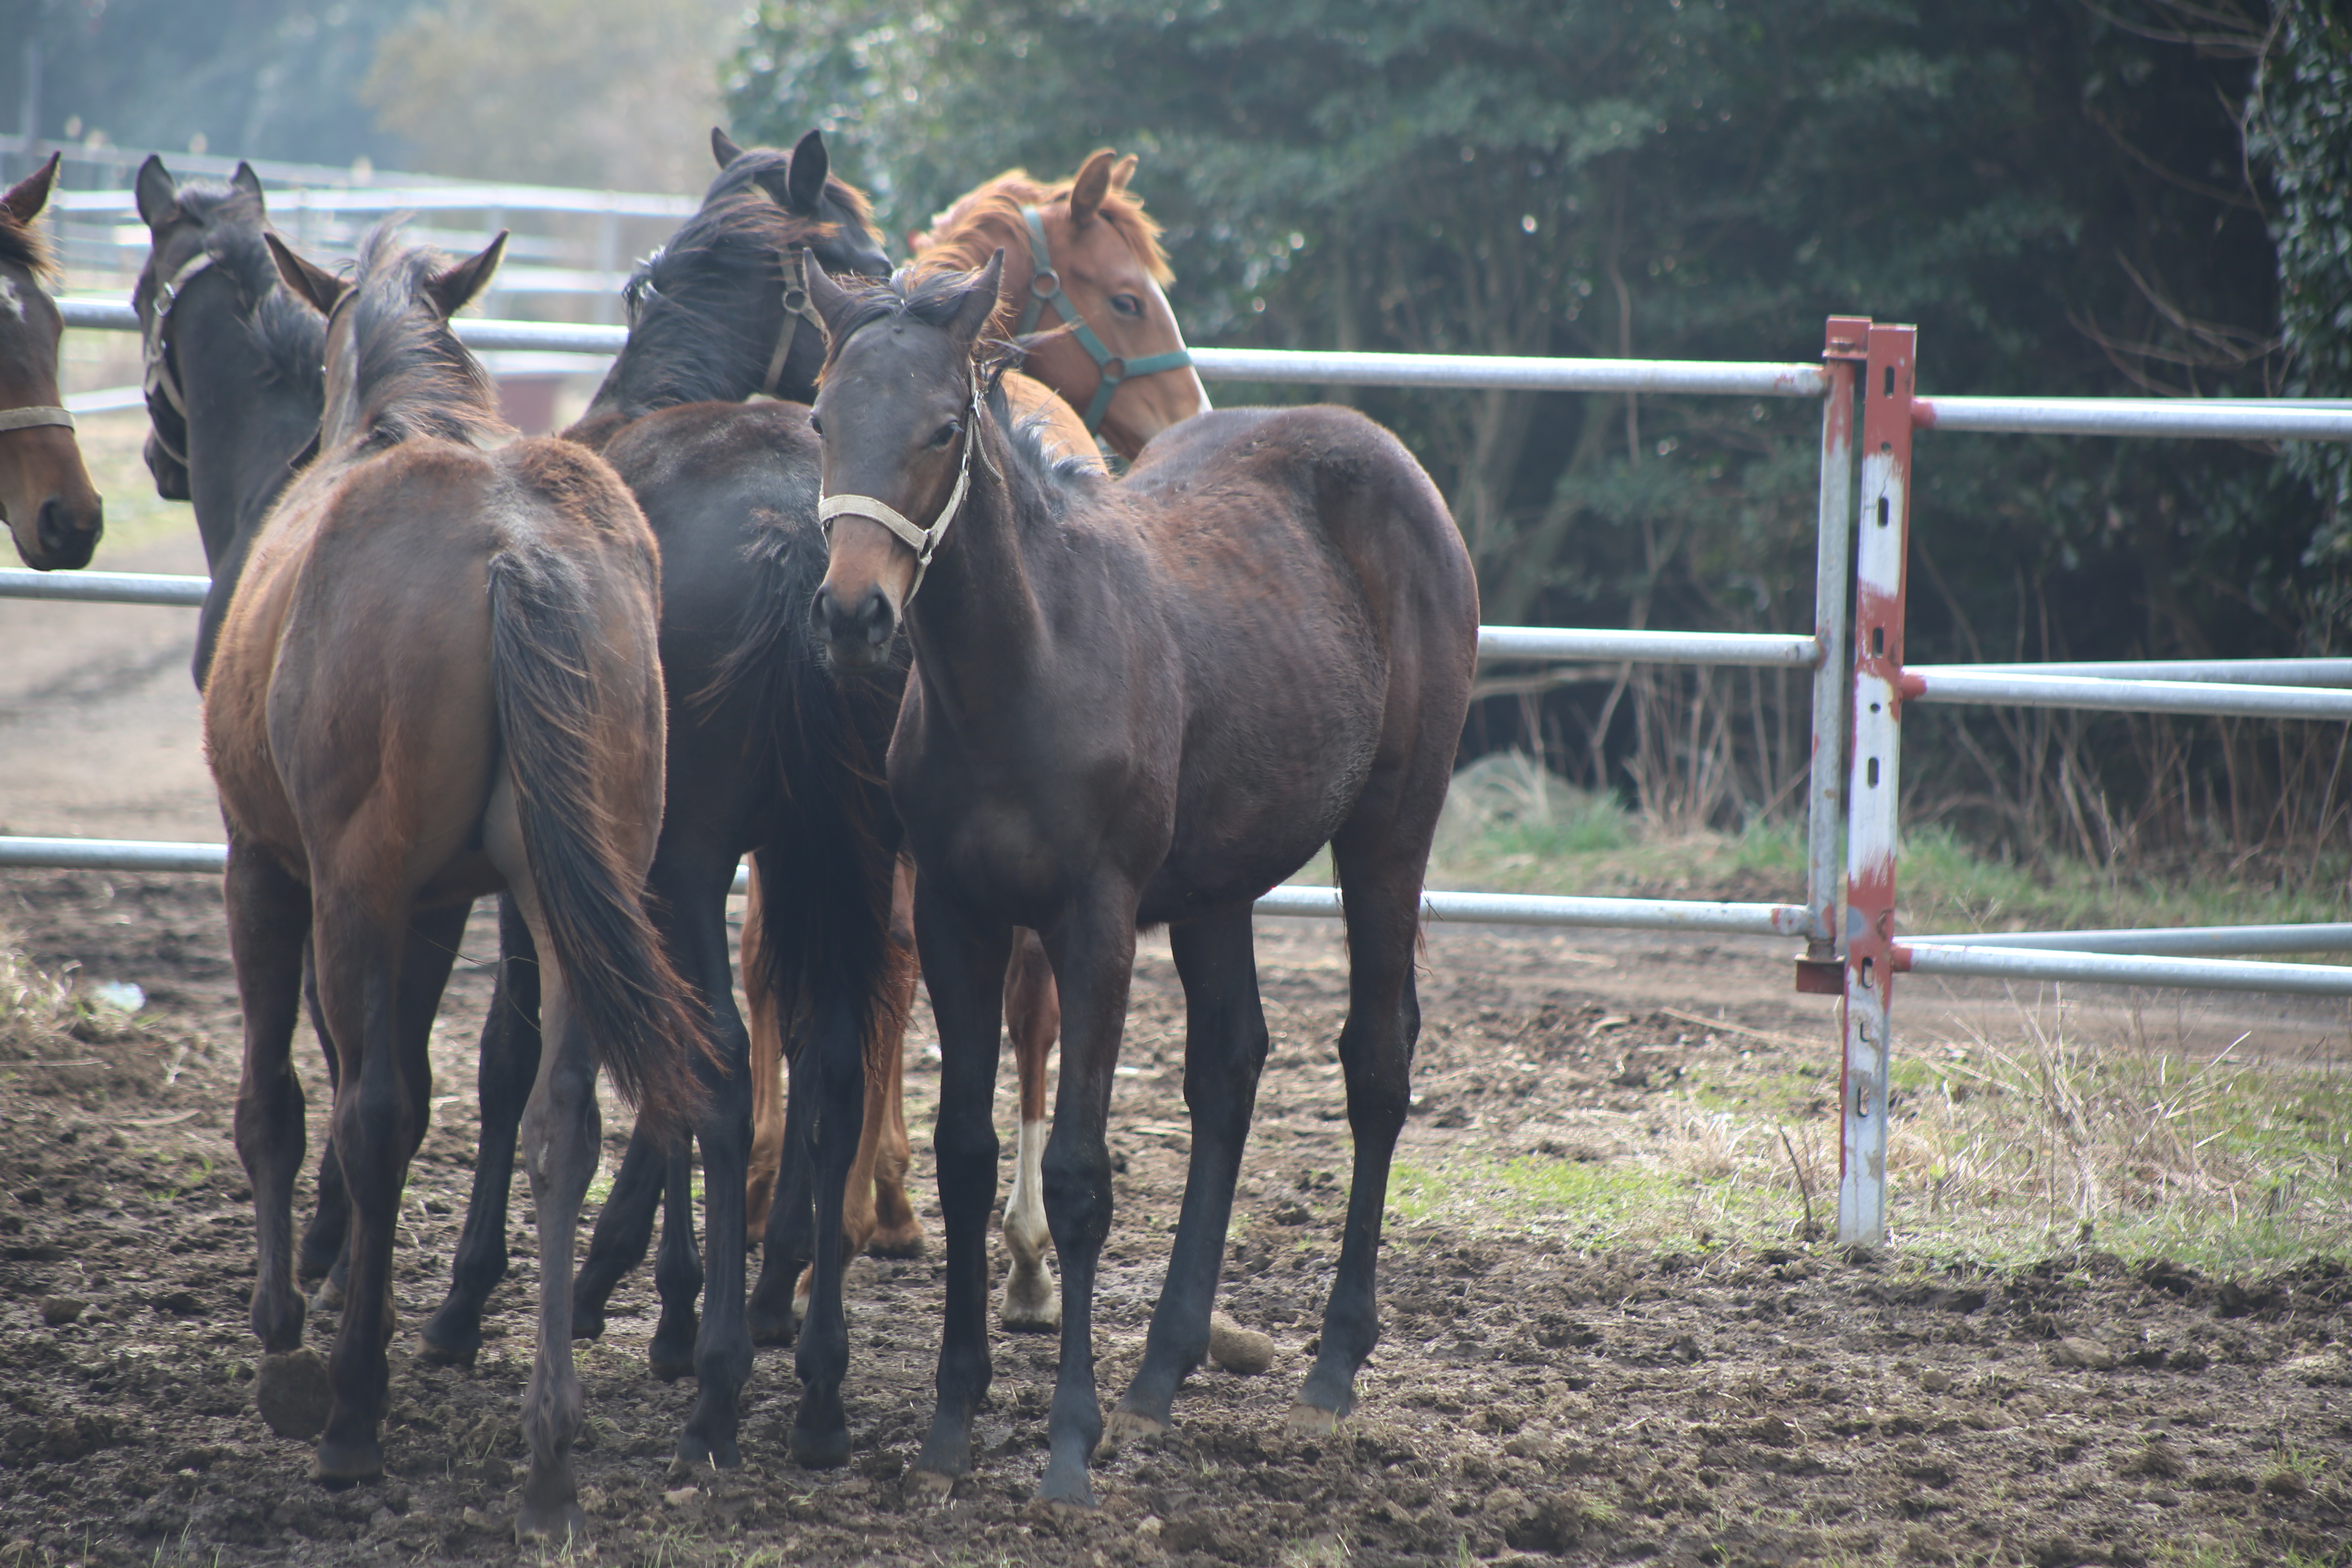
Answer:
[812,580,899,670]
[7,491,103,571]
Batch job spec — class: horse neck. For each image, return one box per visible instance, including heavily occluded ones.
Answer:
[902,412,1054,728]
[177,299,318,580]
[572,286,791,435]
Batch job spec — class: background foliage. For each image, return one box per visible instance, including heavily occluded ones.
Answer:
[730,0,2350,873]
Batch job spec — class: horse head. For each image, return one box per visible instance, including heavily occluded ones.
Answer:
[266,223,506,457]
[912,149,1209,460]
[806,250,1004,668]
[0,153,103,570]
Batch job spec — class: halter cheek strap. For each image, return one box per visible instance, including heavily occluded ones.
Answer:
[815,379,983,603]
[141,250,216,466]
[0,404,74,434]
[1013,205,1192,435]
[758,247,828,399]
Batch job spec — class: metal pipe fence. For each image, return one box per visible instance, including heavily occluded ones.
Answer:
[13,292,2352,1255]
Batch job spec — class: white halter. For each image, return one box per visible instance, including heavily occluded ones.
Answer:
[0,404,73,434]
[815,377,983,602]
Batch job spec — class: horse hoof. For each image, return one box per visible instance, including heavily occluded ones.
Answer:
[1035,1461,1097,1510]
[307,1276,345,1316]
[256,1349,332,1441]
[789,1425,851,1470]
[648,1341,695,1383]
[866,1222,926,1259]
[417,1312,481,1368]
[908,1467,958,1504]
[747,1294,797,1347]
[514,1499,587,1543]
[1283,1401,1341,1437]
[1096,1408,1169,1457]
[310,1431,384,1486]
[570,1304,606,1342]
[676,1432,742,1471]
[999,1298,1060,1333]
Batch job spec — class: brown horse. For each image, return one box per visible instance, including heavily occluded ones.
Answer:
[805,254,1479,1503]
[0,152,103,570]
[207,223,704,1538]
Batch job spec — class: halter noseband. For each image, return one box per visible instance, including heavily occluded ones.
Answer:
[1013,205,1191,435]
[815,374,984,603]
[0,404,73,434]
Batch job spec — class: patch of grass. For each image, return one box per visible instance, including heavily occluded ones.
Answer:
[1421,752,2351,937]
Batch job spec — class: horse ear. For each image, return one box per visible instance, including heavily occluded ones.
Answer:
[1068,149,1116,228]
[804,247,853,335]
[712,127,745,169]
[949,249,1005,346]
[230,162,266,207]
[428,230,507,319]
[785,128,829,216]
[1,151,60,227]
[263,231,348,316]
[1109,154,1138,191]
[135,154,180,230]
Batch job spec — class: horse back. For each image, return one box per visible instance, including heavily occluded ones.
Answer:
[205,437,661,897]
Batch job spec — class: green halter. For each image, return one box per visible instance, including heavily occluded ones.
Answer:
[1014,205,1192,435]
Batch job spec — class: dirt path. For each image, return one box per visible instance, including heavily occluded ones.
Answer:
[2,427,2347,1564]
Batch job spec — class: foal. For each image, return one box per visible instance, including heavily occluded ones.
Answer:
[0,152,102,570]
[209,225,704,1538]
[807,255,1478,1505]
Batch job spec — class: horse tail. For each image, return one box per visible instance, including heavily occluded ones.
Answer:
[486,536,708,1139]
[744,629,906,1092]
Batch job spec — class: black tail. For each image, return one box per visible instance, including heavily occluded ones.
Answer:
[486,542,708,1138]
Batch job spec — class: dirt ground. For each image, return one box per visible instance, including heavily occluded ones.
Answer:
[2,433,2349,1565]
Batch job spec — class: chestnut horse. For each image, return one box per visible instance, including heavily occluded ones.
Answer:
[209,224,705,1538]
[0,153,103,570]
[806,254,1477,1503]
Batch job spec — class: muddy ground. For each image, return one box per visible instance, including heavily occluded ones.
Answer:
[1,868,2348,1568]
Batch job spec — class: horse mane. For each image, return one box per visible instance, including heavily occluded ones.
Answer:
[909,169,1174,336]
[619,186,842,405]
[158,177,326,408]
[340,224,506,453]
[0,204,50,279]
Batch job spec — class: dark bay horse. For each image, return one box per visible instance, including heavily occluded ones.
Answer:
[210,223,704,1538]
[806,254,1478,1505]
[0,152,103,570]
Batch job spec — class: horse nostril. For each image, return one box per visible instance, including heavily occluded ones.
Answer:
[860,588,894,647]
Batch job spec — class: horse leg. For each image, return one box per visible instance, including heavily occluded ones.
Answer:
[747,1036,816,1345]
[909,904,1012,1494]
[866,865,924,1256]
[663,857,755,1468]
[296,940,348,1287]
[785,962,866,1470]
[647,1138,703,1381]
[999,927,1060,1331]
[742,861,785,1238]
[311,896,464,1485]
[1109,903,1267,1443]
[1289,833,1427,1433]
[571,1119,662,1339]
[225,838,313,1382]
[422,895,541,1365]
[1034,892,1138,1508]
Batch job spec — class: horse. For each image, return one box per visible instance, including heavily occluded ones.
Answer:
[0,152,104,570]
[893,147,1211,1332]
[208,223,706,1539]
[804,253,1479,1504]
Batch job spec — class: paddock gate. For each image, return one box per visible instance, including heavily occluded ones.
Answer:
[7,264,2352,1250]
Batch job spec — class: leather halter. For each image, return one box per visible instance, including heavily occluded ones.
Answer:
[816,376,984,603]
[759,246,826,397]
[140,249,214,468]
[1013,205,1192,435]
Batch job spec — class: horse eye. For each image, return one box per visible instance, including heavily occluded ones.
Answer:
[1111,294,1144,317]
[931,420,961,448]
[808,414,824,436]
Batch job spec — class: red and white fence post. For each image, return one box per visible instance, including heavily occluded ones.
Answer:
[1838,322,1916,1247]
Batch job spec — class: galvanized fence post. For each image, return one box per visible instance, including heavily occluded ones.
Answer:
[1799,318,1869,994]
[1838,322,1916,1247]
